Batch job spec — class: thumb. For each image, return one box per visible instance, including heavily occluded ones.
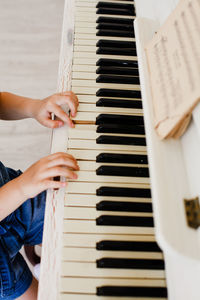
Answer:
[42,118,64,129]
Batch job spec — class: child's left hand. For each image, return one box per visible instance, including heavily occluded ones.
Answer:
[33,91,78,128]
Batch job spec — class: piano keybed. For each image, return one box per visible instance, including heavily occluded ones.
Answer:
[39,0,168,299]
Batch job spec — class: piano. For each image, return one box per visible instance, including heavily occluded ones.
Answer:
[38,0,200,299]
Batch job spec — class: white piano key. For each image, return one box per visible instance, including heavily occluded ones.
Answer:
[76,94,142,103]
[63,220,154,235]
[72,111,143,123]
[68,139,146,152]
[60,277,166,295]
[64,194,151,207]
[72,79,140,90]
[73,57,137,66]
[62,247,163,261]
[69,127,144,139]
[73,52,137,61]
[76,160,148,170]
[74,21,95,28]
[74,103,143,115]
[74,33,135,42]
[60,295,167,300]
[68,149,147,161]
[76,6,97,12]
[62,233,156,248]
[66,182,149,194]
[69,170,149,185]
[73,70,97,79]
[61,261,165,278]
[76,0,134,7]
[72,64,96,73]
[75,12,135,20]
[72,86,98,94]
[75,27,97,34]
[64,207,152,219]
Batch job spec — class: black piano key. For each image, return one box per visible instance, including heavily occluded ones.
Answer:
[96,215,154,227]
[96,58,138,68]
[96,166,149,177]
[96,89,141,98]
[96,2,135,11]
[96,124,145,135]
[96,135,146,146]
[96,16,134,25]
[96,153,148,164]
[96,98,142,108]
[96,258,164,269]
[96,114,144,125]
[96,23,134,31]
[97,47,137,56]
[97,286,167,297]
[96,240,161,252]
[96,75,140,84]
[96,39,136,48]
[96,201,152,212]
[96,187,151,197]
[97,8,135,16]
[97,29,134,38]
[96,66,139,76]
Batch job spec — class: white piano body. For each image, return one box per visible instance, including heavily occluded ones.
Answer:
[38,0,200,299]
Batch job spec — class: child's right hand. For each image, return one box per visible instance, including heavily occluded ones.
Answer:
[16,152,79,199]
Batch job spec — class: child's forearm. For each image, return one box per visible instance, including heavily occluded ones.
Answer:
[0,92,39,120]
[0,177,27,221]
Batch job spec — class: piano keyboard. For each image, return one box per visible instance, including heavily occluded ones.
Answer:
[38,0,168,299]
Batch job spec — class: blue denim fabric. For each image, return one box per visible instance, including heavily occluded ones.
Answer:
[0,162,46,299]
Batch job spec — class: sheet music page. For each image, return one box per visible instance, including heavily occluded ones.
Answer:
[146,0,200,139]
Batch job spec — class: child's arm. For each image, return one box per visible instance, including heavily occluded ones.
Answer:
[0,152,79,222]
[0,91,78,128]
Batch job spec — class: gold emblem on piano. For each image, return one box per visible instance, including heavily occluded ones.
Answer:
[184,197,200,229]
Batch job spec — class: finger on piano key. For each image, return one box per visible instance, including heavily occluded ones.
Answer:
[64,207,153,219]
[68,139,146,152]
[65,194,151,207]
[62,247,163,261]
[61,261,165,278]
[63,233,156,248]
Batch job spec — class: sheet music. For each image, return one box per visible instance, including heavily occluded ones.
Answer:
[146,0,200,139]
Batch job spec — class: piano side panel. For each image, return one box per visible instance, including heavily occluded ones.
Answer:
[135,15,200,300]
[38,0,75,299]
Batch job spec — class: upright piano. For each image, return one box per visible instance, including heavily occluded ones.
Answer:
[38,0,200,299]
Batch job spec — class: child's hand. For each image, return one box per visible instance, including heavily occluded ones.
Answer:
[33,92,78,128]
[16,152,79,199]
